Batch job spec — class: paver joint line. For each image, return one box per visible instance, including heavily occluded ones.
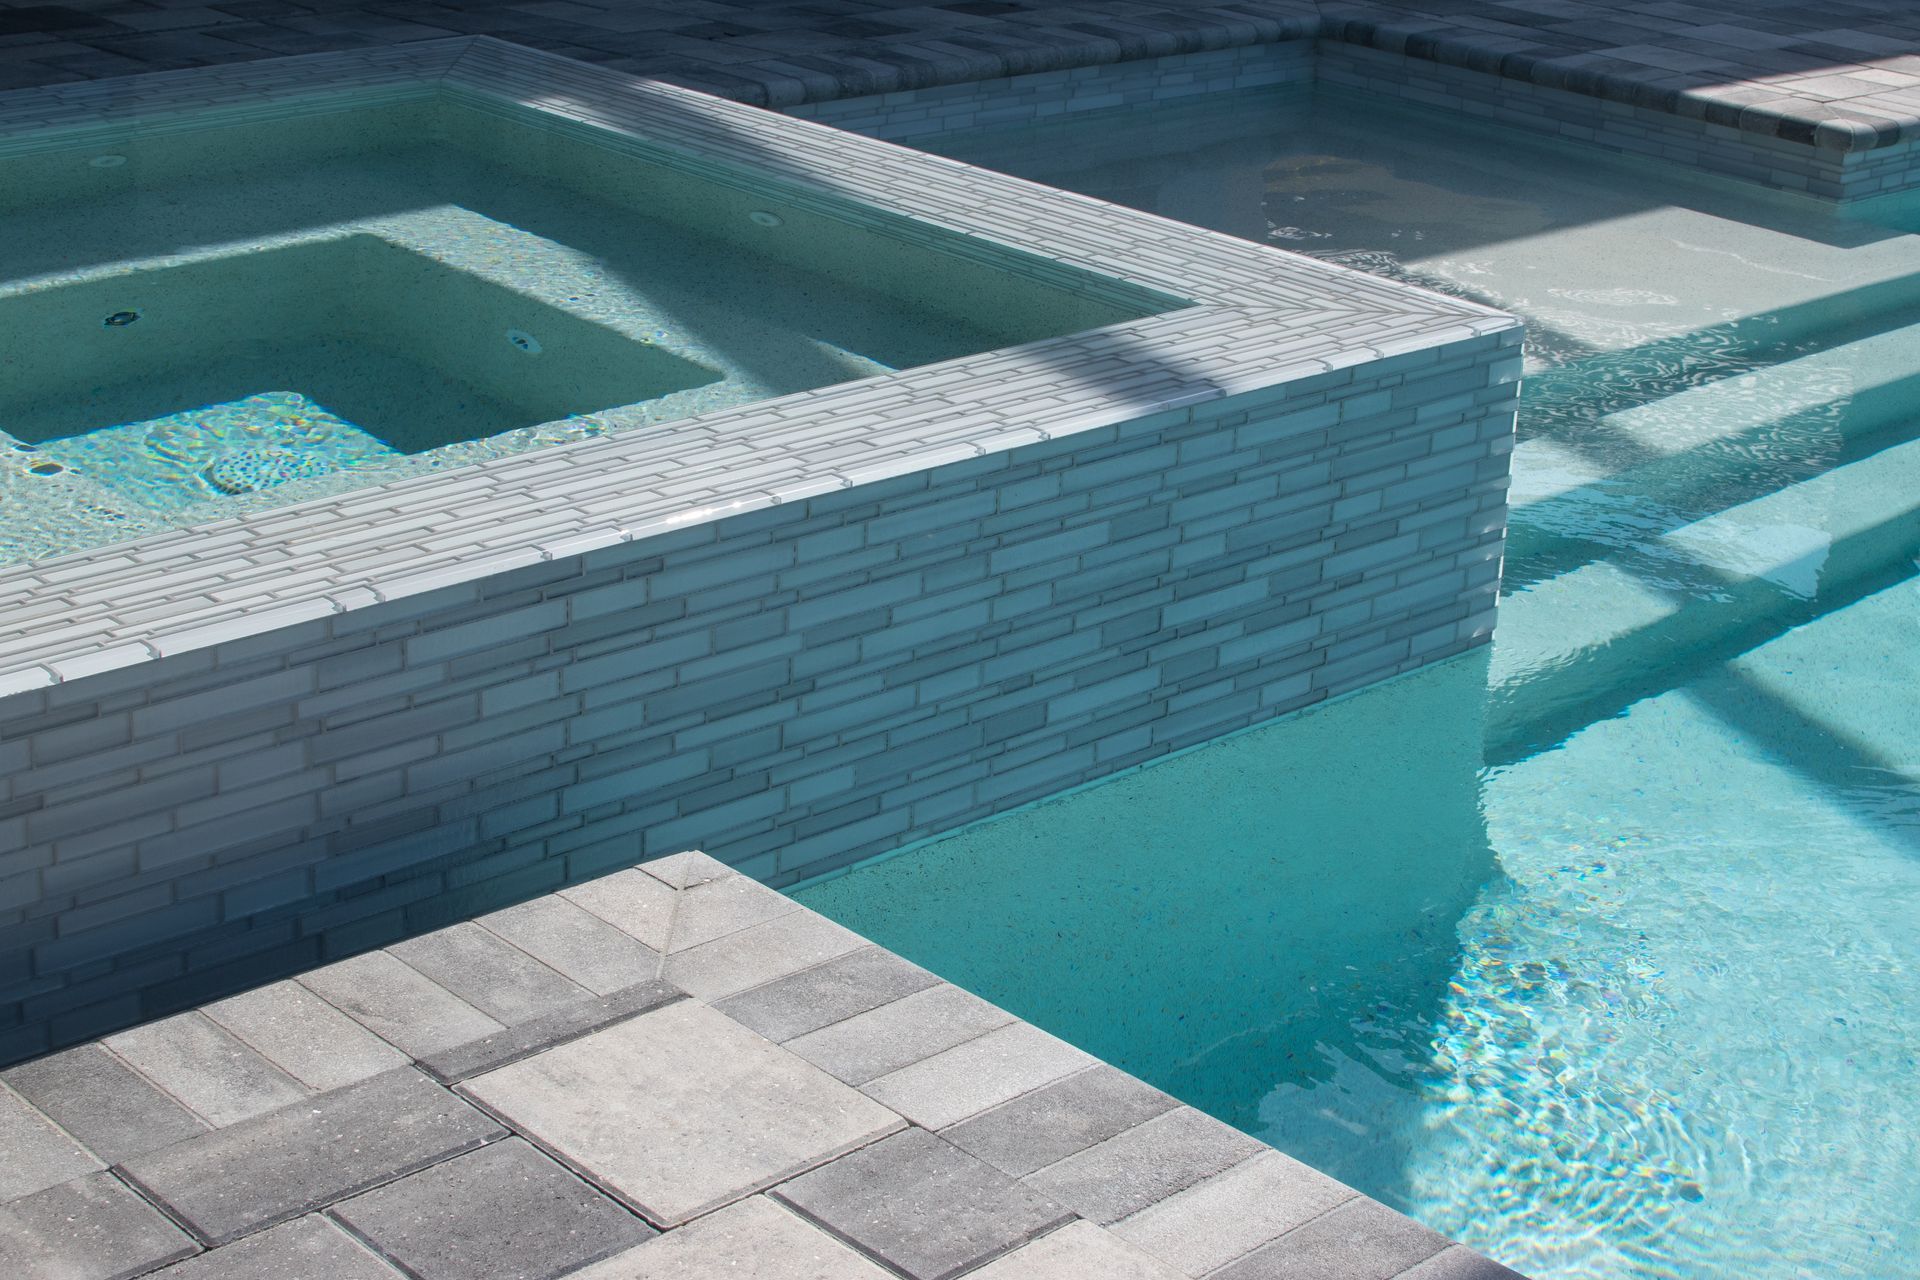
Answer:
[0,855,1532,1278]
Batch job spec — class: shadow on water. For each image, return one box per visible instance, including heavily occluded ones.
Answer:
[797,648,1500,1211]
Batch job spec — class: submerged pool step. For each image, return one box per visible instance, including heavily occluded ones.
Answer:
[1508,315,1920,586]
[1491,425,1920,752]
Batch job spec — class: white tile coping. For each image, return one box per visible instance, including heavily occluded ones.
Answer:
[0,36,1518,692]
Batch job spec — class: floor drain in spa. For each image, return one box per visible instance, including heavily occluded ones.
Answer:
[205,449,332,494]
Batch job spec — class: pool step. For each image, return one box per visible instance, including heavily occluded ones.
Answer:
[1490,425,1920,752]
[1508,314,1920,586]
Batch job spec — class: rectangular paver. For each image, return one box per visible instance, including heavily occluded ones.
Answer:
[941,1065,1180,1179]
[2,1045,208,1166]
[0,1083,105,1203]
[203,981,409,1092]
[297,951,505,1058]
[969,1220,1187,1279]
[1023,1106,1266,1226]
[151,1214,400,1278]
[661,910,868,1002]
[1209,1196,1453,1280]
[120,1068,503,1246]
[713,945,940,1043]
[331,1137,654,1280]
[1397,1245,1530,1279]
[1110,1150,1358,1277]
[388,922,595,1025]
[478,896,662,996]
[773,1128,1072,1280]
[460,1000,904,1227]
[103,1012,309,1128]
[785,983,1014,1085]
[0,1171,199,1280]
[861,1021,1097,1130]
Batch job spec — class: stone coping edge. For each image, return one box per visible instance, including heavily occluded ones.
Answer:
[0,36,1514,694]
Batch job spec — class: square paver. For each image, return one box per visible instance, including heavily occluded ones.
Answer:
[1022,1107,1266,1226]
[478,895,661,995]
[460,1000,903,1226]
[1110,1150,1357,1276]
[332,1137,653,1280]
[298,951,505,1058]
[968,1220,1187,1279]
[713,945,940,1043]
[121,1068,503,1245]
[772,1127,1072,1280]
[861,1021,1096,1130]
[388,922,595,1025]
[941,1064,1180,1178]
[565,1194,892,1279]
[0,1170,198,1280]
[785,984,1014,1085]
[0,1083,105,1202]
[2,1044,208,1166]
[415,979,682,1083]
[152,1214,399,1278]
[1210,1196,1452,1280]
[103,1012,309,1128]
[203,981,409,1092]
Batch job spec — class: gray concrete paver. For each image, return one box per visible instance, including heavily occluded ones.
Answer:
[460,999,904,1227]
[330,1137,655,1280]
[772,1127,1073,1280]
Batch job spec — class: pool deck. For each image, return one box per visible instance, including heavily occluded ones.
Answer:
[0,851,1522,1280]
[0,0,1917,154]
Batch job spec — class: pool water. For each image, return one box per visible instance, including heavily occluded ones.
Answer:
[0,92,1164,564]
[795,87,1920,1279]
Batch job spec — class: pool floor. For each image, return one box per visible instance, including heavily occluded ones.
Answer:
[796,85,1920,1279]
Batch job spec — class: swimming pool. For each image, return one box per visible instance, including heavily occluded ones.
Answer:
[0,77,1158,563]
[796,86,1920,1279]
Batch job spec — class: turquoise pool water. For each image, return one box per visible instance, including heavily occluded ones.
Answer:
[796,88,1920,1279]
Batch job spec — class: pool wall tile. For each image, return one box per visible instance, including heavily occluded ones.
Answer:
[0,41,1520,1060]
